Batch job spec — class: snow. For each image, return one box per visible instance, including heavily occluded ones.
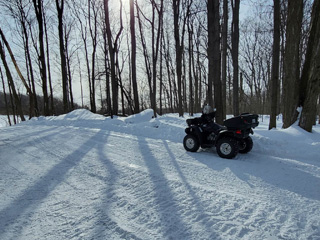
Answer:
[0,109,319,240]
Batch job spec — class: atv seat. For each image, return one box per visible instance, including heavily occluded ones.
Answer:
[202,122,226,134]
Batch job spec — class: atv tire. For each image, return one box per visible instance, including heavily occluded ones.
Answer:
[239,136,253,154]
[183,134,200,152]
[216,137,239,159]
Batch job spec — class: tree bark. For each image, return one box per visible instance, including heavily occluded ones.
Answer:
[299,0,320,132]
[56,0,69,113]
[32,0,50,116]
[231,0,240,117]
[208,0,223,123]
[187,9,194,116]
[130,0,139,114]
[282,0,303,128]
[43,5,55,115]
[318,95,320,124]
[0,66,12,125]
[104,0,123,115]
[269,0,281,130]
[17,1,39,117]
[222,0,228,118]
[65,25,74,110]
[173,0,184,117]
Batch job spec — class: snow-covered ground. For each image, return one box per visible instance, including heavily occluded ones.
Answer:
[0,109,319,240]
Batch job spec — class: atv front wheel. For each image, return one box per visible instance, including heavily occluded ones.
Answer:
[183,134,200,152]
[216,137,239,159]
[239,136,253,154]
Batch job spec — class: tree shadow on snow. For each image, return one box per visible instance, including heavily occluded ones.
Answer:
[89,131,142,240]
[0,129,105,239]
[137,137,192,239]
[162,140,221,239]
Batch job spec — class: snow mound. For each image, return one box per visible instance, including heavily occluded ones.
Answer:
[124,109,155,124]
[55,109,105,121]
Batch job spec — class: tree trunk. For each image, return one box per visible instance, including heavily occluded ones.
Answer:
[0,66,12,125]
[33,0,50,116]
[173,0,183,117]
[0,27,33,119]
[0,42,25,121]
[318,95,320,124]
[104,0,123,115]
[163,31,174,112]
[207,0,214,107]
[18,2,39,117]
[194,26,202,112]
[43,5,55,115]
[130,0,140,114]
[231,0,240,117]
[299,0,320,132]
[102,29,112,116]
[222,0,228,117]
[150,0,164,117]
[136,2,152,111]
[208,0,223,123]
[269,0,281,130]
[65,26,74,110]
[159,27,164,115]
[282,0,303,128]
[56,0,69,113]
[188,13,194,116]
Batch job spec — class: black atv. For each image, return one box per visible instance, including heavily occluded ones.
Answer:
[183,112,259,159]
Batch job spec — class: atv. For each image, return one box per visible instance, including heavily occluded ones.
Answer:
[183,112,259,159]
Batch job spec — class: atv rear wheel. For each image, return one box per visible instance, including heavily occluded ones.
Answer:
[216,137,239,159]
[239,136,253,154]
[183,134,200,152]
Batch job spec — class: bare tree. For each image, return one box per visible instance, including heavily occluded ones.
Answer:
[269,0,281,130]
[43,6,55,115]
[299,0,320,132]
[0,65,12,125]
[187,0,194,116]
[0,27,37,119]
[104,0,123,115]
[32,0,50,115]
[173,0,185,117]
[163,27,176,112]
[130,0,139,114]
[136,0,163,117]
[136,2,152,110]
[0,0,39,117]
[282,0,303,128]
[240,16,273,114]
[318,95,320,124]
[208,0,223,123]
[56,0,69,113]
[231,0,240,117]
[221,0,228,118]
[64,22,75,110]
[0,40,25,121]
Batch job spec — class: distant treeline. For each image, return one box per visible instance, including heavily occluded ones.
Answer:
[0,91,81,117]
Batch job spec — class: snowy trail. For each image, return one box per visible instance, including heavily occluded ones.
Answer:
[0,110,320,240]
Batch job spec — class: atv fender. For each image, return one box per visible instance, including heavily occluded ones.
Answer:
[215,130,235,143]
[185,126,204,145]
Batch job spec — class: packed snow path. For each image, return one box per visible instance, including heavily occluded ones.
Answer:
[0,110,319,240]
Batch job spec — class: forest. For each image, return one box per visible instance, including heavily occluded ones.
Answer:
[0,0,319,132]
